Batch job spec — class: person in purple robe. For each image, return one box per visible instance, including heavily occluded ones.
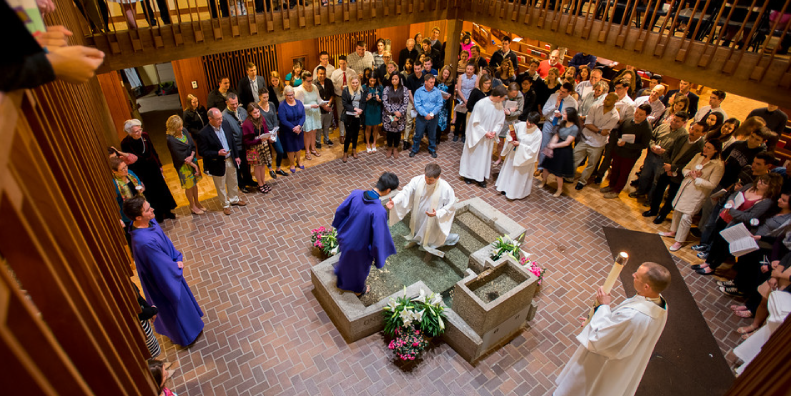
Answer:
[332,172,400,296]
[123,195,205,347]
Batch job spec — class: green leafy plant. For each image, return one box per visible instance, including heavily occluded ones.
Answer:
[490,234,521,261]
[382,288,446,361]
[310,226,339,256]
[383,289,446,337]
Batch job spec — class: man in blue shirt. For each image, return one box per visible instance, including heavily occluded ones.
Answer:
[568,52,597,72]
[410,74,444,158]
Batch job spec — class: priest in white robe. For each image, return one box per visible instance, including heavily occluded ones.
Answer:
[555,262,671,396]
[459,85,508,188]
[495,113,543,199]
[386,164,458,256]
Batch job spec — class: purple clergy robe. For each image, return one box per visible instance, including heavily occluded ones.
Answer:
[332,190,397,294]
[129,220,204,346]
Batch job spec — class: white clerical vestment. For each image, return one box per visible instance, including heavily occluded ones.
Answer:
[554,295,668,396]
[495,122,542,199]
[389,175,456,249]
[459,98,505,182]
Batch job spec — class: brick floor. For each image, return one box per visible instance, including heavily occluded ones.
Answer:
[152,135,744,395]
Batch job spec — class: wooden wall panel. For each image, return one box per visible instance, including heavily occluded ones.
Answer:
[1,83,157,395]
[201,45,278,98]
[0,252,92,395]
[97,71,134,143]
[317,29,377,70]
[172,57,209,110]
[376,25,410,66]
[276,39,319,80]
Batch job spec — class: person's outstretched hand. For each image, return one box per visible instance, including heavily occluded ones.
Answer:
[47,46,105,84]
[385,198,394,210]
[36,26,73,48]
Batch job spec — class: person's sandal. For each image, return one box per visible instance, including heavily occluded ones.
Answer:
[355,285,370,297]
[737,325,757,335]
[718,286,744,297]
[734,310,753,318]
[738,325,758,340]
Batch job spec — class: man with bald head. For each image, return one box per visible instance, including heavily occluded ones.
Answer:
[199,108,247,215]
[574,93,620,190]
[555,262,671,396]
[537,49,565,78]
[575,68,603,99]
[398,38,419,70]
[634,84,667,125]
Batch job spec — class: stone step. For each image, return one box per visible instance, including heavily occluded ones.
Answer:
[455,211,501,245]
[442,246,469,277]
[452,222,487,256]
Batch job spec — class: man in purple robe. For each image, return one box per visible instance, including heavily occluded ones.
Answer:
[124,195,205,347]
[332,172,400,296]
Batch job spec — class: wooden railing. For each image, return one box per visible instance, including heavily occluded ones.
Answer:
[70,0,791,105]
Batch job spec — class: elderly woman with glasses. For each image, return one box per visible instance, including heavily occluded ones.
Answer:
[121,119,177,222]
[278,86,306,173]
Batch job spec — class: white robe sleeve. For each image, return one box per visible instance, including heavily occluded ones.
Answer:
[465,101,489,149]
[502,123,542,168]
[434,180,457,240]
[576,305,654,360]
[388,176,419,226]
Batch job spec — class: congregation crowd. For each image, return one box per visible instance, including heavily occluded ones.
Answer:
[8,0,791,390]
[106,27,791,383]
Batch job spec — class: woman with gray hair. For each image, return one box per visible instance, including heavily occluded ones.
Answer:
[121,119,177,222]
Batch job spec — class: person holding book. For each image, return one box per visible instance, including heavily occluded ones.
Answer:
[693,173,784,274]
[493,83,524,167]
[294,71,322,160]
[495,113,543,200]
[658,139,724,252]
[708,191,791,298]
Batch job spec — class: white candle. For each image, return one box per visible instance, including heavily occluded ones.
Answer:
[584,252,629,326]
[602,252,629,294]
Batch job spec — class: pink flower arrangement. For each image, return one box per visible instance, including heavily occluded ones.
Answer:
[389,325,428,361]
[520,257,545,285]
[310,227,338,256]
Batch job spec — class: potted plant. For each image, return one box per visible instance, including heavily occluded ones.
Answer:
[490,234,521,262]
[310,226,339,257]
[382,288,446,362]
[520,256,545,293]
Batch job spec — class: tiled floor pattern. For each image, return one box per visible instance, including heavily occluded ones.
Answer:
[152,128,748,396]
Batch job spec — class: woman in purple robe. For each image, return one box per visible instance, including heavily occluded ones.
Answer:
[332,172,400,296]
[124,195,205,347]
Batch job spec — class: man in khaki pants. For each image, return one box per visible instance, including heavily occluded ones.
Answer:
[199,108,247,215]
